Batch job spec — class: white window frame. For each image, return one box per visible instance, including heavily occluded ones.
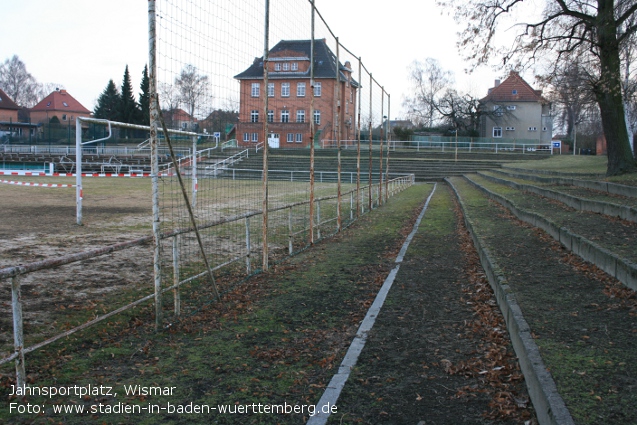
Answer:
[251,110,259,123]
[297,82,306,97]
[505,126,515,131]
[528,126,537,131]
[274,63,281,71]
[506,105,516,110]
[287,133,294,143]
[251,132,258,143]
[493,127,503,138]
[267,109,274,123]
[268,83,274,97]
[314,82,322,97]
[281,110,290,123]
[291,62,298,71]
[296,109,305,123]
[296,133,303,143]
[283,63,289,71]
[243,132,250,142]
[314,110,321,125]
[251,83,260,97]
[281,83,290,97]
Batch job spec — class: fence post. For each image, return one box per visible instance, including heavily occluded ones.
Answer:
[191,136,198,209]
[350,192,354,220]
[245,217,251,274]
[11,275,26,389]
[316,200,321,239]
[288,207,293,254]
[172,236,180,317]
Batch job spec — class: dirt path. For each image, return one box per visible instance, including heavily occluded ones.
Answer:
[331,184,535,424]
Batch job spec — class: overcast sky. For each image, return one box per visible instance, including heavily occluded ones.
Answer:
[0,0,504,118]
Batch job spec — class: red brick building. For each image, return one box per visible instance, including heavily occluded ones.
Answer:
[234,39,358,148]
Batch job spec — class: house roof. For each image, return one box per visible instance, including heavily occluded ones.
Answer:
[481,71,546,103]
[234,39,359,87]
[0,89,20,110]
[31,89,91,114]
[164,108,196,122]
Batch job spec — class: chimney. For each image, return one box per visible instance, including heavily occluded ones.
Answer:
[494,79,501,87]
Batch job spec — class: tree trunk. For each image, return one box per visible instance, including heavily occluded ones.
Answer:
[595,0,637,175]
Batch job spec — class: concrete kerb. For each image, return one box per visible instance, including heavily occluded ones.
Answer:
[465,175,637,292]
[307,184,438,425]
[477,171,637,224]
[494,167,637,198]
[446,177,575,425]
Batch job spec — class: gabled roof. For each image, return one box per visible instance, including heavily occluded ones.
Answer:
[234,39,359,87]
[482,71,546,103]
[0,88,20,110]
[31,89,91,114]
[164,108,196,122]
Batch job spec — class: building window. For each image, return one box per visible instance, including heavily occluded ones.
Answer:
[314,110,321,125]
[512,89,518,95]
[296,109,305,123]
[251,83,260,97]
[297,82,306,97]
[505,126,515,131]
[506,105,516,110]
[274,63,281,71]
[493,105,504,116]
[62,114,68,121]
[281,83,290,97]
[283,63,289,71]
[267,110,274,123]
[287,133,294,143]
[493,127,502,138]
[291,62,298,71]
[252,133,258,142]
[542,127,548,131]
[251,110,259,123]
[296,133,303,143]
[281,110,290,123]
[314,82,322,97]
[268,83,274,97]
[528,126,537,131]
[243,132,250,142]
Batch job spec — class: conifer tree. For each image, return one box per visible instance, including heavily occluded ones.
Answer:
[119,65,140,124]
[93,79,120,120]
[139,65,150,125]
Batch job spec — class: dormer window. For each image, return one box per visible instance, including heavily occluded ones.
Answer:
[291,62,298,71]
[282,63,289,71]
[275,63,281,71]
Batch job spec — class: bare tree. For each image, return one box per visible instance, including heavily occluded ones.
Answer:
[175,64,210,120]
[403,58,453,127]
[435,89,483,135]
[0,55,39,107]
[539,61,597,140]
[438,0,637,175]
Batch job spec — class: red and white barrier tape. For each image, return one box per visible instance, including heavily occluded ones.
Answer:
[0,171,154,177]
[0,179,76,188]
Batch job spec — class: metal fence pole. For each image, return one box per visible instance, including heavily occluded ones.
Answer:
[172,236,180,317]
[11,275,26,389]
[245,217,252,274]
[262,0,271,271]
[379,89,384,206]
[149,0,163,331]
[75,117,83,225]
[192,136,198,209]
[288,207,293,254]
[316,200,321,239]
